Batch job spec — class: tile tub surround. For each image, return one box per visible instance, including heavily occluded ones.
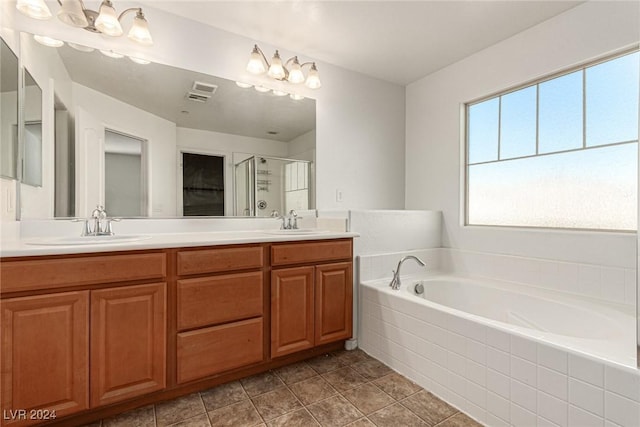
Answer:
[359,277,640,427]
[82,350,482,427]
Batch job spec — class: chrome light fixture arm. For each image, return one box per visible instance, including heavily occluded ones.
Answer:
[118,7,142,21]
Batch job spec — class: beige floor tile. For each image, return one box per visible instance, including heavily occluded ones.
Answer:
[102,405,155,427]
[435,413,483,427]
[266,408,320,427]
[342,383,395,415]
[201,381,248,411]
[306,353,346,374]
[156,393,205,427]
[369,403,429,427]
[373,373,421,400]
[307,395,363,427]
[351,360,393,381]
[275,362,318,385]
[322,367,367,392]
[251,387,302,421]
[241,372,284,397]
[401,390,458,425]
[332,349,373,366]
[207,400,262,427]
[289,375,338,405]
[345,419,377,427]
[166,413,211,427]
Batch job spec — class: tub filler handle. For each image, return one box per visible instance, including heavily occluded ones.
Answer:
[389,255,426,290]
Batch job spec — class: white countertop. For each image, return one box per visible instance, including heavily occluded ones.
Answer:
[0,230,359,258]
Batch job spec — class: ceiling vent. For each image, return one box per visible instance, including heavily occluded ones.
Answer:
[192,81,218,95]
[187,92,210,103]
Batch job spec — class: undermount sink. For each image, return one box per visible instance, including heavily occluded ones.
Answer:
[25,234,152,246]
[264,229,331,235]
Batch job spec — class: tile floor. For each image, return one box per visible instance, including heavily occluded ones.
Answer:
[86,349,483,427]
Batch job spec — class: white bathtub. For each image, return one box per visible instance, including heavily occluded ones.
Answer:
[364,274,636,367]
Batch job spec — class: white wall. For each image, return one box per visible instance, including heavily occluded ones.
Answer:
[5,2,406,214]
[405,1,640,269]
[73,83,177,217]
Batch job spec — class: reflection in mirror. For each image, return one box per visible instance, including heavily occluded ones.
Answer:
[234,156,311,217]
[105,130,147,217]
[54,95,74,217]
[22,69,42,186]
[0,37,19,179]
[18,32,315,218]
[181,152,224,216]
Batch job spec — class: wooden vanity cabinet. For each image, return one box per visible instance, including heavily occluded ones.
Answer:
[175,245,266,384]
[271,240,353,358]
[0,251,167,425]
[90,283,166,407]
[0,238,353,425]
[1,292,89,426]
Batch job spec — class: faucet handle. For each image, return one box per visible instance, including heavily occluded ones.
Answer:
[72,218,92,236]
[103,217,121,235]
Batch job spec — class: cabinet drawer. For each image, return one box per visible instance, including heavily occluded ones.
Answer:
[177,318,264,384]
[177,272,263,330]
[0,253,166,294]
[271,240,352,266]
[177,246,263,276]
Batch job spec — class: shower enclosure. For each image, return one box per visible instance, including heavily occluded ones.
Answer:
[234,156,312,216]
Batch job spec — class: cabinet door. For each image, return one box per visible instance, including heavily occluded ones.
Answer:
[1,292,89,426]
[271,267,314,358]
[91,283,166,407]
[315,262,353,345]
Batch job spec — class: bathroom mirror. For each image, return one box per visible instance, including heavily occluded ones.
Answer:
[22,69,42,187]
[18,32,315,218]
[0,37,19,180]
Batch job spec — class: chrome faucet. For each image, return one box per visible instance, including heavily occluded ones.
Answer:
[278,209,299,229]
[389,255,426,290]
[78,205,120,236]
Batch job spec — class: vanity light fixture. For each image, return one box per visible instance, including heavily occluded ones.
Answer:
[246,44,321,89]
[16,0,52,20]
[16,0,153,46]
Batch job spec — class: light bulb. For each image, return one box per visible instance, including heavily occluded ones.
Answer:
[272,90,288,97]
[267,50,285,80]
[235,82,253,89]
[254,85,270,93]
[33,35,64,48]
[16,0,52,20]
[95,0,123,36]
[290,93,305,101]
[57,0,88,27]
[305,63,322,89]
[287,57,305,84]
[246,45,266,74]
[128,10,153,45]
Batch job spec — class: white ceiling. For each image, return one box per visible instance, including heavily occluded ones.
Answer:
[56,44,316,142]
[145,1,583,85]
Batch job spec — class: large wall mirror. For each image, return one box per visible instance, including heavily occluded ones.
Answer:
[0,37,19,180]
[18,32,315,218]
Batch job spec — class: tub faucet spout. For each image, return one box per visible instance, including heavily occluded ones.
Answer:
[389,255,426,290]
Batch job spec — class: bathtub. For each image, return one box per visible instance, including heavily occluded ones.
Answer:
[362,274,637,367]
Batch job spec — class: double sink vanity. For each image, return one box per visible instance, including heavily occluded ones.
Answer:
[0,228,356,426]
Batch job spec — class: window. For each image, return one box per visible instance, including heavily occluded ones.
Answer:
[466,50,639,231]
